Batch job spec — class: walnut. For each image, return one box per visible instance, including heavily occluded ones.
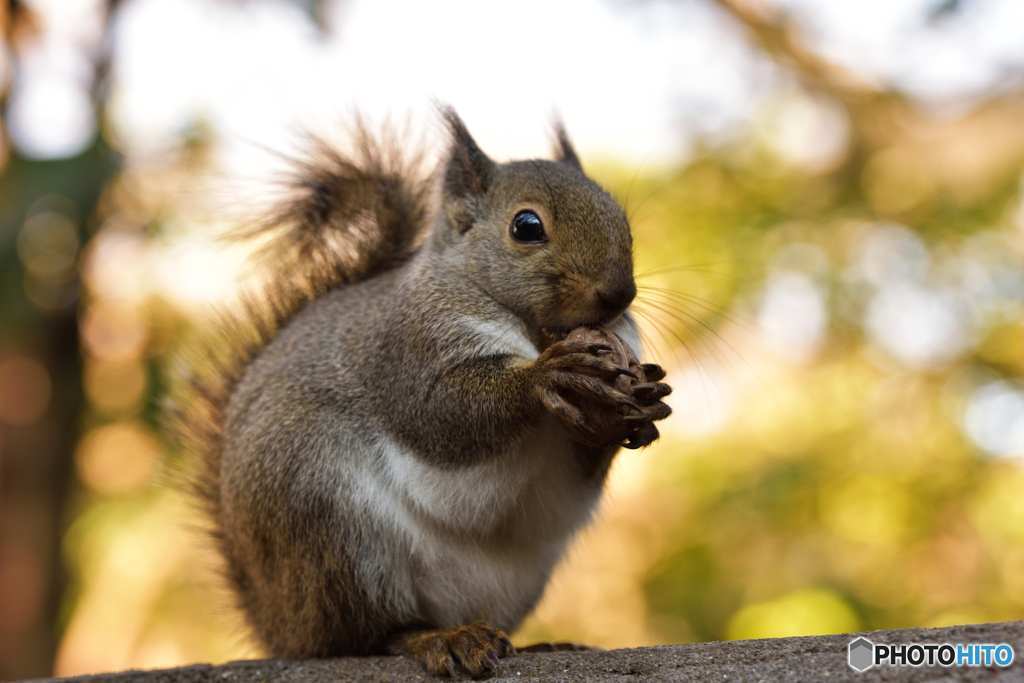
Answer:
[565,326,644,389]
[560,326,648,448]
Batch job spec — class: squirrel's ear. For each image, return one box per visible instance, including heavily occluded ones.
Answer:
[442,108,495,201]
[553,121,583,171]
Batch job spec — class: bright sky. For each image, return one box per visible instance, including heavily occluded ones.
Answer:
[778,0,1024,106]
[105,0,764,167]
[10,0,1024,459]
[9,0,1024,164]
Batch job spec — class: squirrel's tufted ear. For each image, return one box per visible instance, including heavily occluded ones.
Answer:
[442,108,495,201]
[440,107,495,235]
[552,121,582,171]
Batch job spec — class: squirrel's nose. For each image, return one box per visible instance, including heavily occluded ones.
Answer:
[595,278,636,322]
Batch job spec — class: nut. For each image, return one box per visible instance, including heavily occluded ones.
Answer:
[561,326,646,447]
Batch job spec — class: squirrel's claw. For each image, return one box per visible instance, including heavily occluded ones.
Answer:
[539,388,598,438]
[540,339,612,357]
[622,422,660,449]
[632,382,672,399]
[545,351,629,382]
[623,400,672,423]
[642,401,672,422]
[549,370,641,411]
[441,656,457,678]
[535,335,672,449]
[389,621,513,679]
[640,363,667,382]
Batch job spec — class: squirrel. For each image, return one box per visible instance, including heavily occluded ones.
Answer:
[176,107,672,678]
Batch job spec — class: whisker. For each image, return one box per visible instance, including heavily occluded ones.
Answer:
[637,286,757,333]
[620,146,660,215]
[631,307,717,416]
[632,300,724,368]
[634,298,726,358]
[635,262,743,279]
[633,295,767,392]
[624,181,670,228]
[631,307,703,377]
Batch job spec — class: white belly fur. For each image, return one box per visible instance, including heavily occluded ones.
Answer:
[351,309,638,630]
[373,415,597,630]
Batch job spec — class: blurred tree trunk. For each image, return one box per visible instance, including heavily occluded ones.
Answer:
[0,0,121,677]
[709,0,1024,211]
[0,140,121,681]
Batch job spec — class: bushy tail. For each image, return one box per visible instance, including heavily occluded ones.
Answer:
[241,123,431,298]
[169,123,431,572]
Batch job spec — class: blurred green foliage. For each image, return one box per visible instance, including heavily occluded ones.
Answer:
[601,117,1024,644]
[2,0,1024,676]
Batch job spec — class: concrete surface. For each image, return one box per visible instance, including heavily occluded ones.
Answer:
[27,621,1024,682]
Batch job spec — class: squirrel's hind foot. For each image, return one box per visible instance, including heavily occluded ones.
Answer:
[388,621,514,678]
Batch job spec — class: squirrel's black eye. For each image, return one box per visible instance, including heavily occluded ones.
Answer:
[510,210,546,244]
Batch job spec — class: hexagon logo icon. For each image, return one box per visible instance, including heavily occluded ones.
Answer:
[849,637,874,671]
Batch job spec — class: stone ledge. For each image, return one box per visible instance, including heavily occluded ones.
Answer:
[29,621,1023,682]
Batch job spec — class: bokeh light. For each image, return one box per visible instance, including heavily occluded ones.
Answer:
[3,0,1024,678]
[963,381,1024,458]
[75,421,158,495]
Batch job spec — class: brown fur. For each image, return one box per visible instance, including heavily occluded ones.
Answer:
[173,121,431,653]
[171,107,671,677]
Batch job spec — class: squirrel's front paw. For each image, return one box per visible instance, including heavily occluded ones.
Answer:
[621,361,672,449]
[389,621,514,678]
[534,329,671,449]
